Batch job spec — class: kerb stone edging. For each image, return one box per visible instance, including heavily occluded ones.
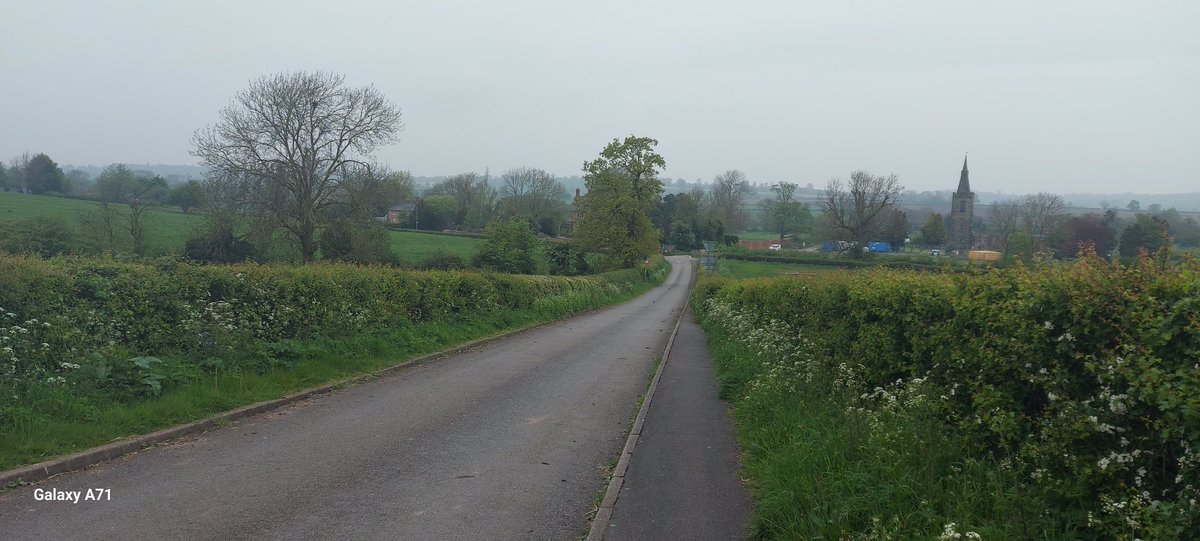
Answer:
[585,265,694,541]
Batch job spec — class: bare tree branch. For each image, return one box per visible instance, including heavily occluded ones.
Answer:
[821,171,903,248]
[192,71,402,262]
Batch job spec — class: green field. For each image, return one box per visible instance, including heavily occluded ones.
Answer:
[387,231,484,264]
[735,231,781,241]
[712,258,846,279]
[1,192,483,263]
[0,191,205,254]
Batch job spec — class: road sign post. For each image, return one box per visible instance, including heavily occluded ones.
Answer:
[701,240,717,272]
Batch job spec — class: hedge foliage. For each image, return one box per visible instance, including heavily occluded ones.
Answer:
[695,256,1200,538]
[716,246,965,272]
[0,255,666,388]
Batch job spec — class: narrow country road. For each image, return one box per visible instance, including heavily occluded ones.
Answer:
[0,257,696,540]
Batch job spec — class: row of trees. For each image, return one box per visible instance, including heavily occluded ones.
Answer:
[2,153,69,195]
[406,168,569,234]
[907,191,1200,261]
[186,71,586,264]
[15,70,1191,269]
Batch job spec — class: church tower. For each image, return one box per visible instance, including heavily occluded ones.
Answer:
[948,155,974,251]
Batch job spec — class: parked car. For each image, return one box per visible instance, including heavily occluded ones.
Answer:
[931,249,942,256]
[768,243,782,251]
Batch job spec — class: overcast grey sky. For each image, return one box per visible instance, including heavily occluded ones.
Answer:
[2,0,1197,193]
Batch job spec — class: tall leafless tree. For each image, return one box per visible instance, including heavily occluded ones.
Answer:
[1021,192,1066,241]
[822,170,904,247]
[499,167,566,230]
[7,152,30,193]
[192,71,402,262]
[989,199,1023,253]
[710,169,752,232]
[426,172,496,229]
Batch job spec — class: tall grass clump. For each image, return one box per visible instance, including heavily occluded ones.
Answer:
[695,253,1200,539]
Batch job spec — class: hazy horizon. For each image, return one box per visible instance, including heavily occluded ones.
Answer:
[3,1,1197,194]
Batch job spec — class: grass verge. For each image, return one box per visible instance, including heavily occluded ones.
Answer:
[0,262,666,472]
[697,307,1076,540]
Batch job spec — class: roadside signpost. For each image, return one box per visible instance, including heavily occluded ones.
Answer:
[701,240,717,272]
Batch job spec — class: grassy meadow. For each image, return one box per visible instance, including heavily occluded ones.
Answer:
[0,191,204,254]
[0,191,483,264]
[385,230,484,265]
[711,258,843,279]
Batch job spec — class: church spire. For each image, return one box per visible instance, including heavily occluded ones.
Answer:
[957,154,971,194]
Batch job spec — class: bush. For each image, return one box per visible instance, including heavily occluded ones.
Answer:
[545,242,589,276]
[474,217,539,274]
[0,216,79,256]
[319,219,394,264]
[695,255,1200,538]
[184,228,257,263]
[419,249,466,270]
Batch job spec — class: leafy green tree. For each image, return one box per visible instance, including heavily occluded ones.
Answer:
[694,214,725,245]
[474,217,539,274]
[668,219,698,250]
[96,164,139,203]
[167,180,206,213]
[134,172,169,203]
[426,172,496,229]
[575,136,665,267]
[1119,214,1169,258]
[582,135,665,211]
[545,242,589,276]
[0,163,8,192]
[650,193,678,238]
[1005,230,1034,263]
[673,189,703,228]
[411,195,457,231]
[25,153,67,195]
[762,182,809,241]
[921,212,947,247]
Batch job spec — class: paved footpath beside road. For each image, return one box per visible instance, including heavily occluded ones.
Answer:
[600,310,751,540]
[0,257,695,541]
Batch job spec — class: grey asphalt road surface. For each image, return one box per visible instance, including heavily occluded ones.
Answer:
[0,256,695,541]
[602,311,750,540]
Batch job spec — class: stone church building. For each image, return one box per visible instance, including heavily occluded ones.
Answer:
[948,156,975,251]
